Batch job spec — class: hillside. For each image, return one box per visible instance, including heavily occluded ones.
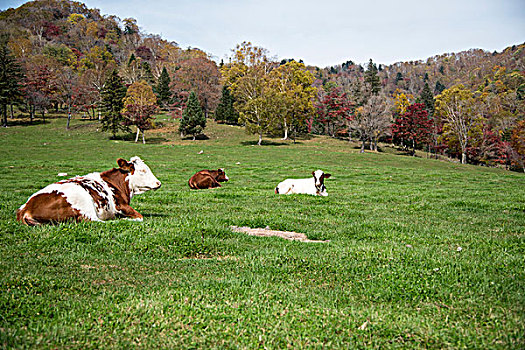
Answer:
[0,0,524,171]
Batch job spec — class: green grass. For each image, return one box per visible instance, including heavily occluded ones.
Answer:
[1,115,524,349]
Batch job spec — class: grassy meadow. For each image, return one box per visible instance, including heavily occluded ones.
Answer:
[0,115,524,349]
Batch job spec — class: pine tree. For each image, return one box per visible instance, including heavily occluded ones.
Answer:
[179,91,206,140]
[215,86,238,124]
[0,35,24,127]
[364,59,381,94]
[100,69,128,138]
[420,82,435,116]
[156,67,172,109]
[141,61,155,85]
[395,72,403,85]
[435,80,446,95]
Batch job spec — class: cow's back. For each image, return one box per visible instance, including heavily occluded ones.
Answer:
[17,173,116,225]
[189,171,220,189]
[276,177,316,195]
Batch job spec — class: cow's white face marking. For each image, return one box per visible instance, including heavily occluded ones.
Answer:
[127,157,162,195]
[313,170,324,187]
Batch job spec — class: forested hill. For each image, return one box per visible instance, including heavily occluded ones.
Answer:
[0,0,219,116]
[2,0,523,96]
[1,0,524,170]
[316,44,525,98]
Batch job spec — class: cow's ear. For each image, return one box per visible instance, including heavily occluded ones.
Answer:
[323,173,332,179]
[218,168,224,173]
[312,171,316,177]
[117,158,133,172]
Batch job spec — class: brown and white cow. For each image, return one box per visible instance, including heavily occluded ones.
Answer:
[16,157,161,225]
[188,169,229,189]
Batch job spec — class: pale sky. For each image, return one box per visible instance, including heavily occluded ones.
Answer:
[1,0,524,67]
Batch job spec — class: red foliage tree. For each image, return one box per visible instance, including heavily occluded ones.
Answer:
[392,103,433,155]
[467,127,507,166]
[508,119,525,171]
[314,86,352,137]
[24,63,58,123]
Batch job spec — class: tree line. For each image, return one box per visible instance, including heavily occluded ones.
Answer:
[0,0,523,170]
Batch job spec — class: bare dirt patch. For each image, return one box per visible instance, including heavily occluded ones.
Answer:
[231,226,328,243]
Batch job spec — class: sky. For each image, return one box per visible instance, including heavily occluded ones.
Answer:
[1,0,524,67]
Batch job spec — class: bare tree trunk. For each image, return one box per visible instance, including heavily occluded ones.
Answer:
[66,104,72,130]
[2,104,7,127]
[135,127,141,142]
[461,152,467,164]
[142,130,146,144]
[10,104,14,119]
[282,119,288,140]
[360,139,365,153]
[258,132,263,146]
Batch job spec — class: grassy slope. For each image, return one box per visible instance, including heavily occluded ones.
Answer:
[0,116,524,349]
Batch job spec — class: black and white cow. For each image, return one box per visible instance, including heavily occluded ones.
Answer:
[16,157,161,225]
[275,170,332,196]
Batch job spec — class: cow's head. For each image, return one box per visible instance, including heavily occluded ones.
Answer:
[312,170,331,196]
[118,157,161,195]
[215,168,229,182]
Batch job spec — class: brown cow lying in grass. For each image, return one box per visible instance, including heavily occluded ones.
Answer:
[17,157,161,225]
[188,169,229,189]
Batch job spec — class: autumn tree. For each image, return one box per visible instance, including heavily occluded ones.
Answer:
[79,46,116,92]
[171,56,220,119]
[315,85,352,138]
[179,91,206,140]
[269,60,316,141]
[215,85,238,125]
[349,87,391,152]
[392,103,433,155]
[24,60,57,123]
[100,69,127,138]
[0,35,24,127]
[393,89,412,116]
[122,80,157,144]
[509,120,525,172]
[435,85,485,164]
[221,42,276,145]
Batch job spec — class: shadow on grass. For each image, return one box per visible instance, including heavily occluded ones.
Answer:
[143,213,170,218]
[241,140,291,146]
[181,134,210,141]
[108,134,169,144]
[4,119,47,127]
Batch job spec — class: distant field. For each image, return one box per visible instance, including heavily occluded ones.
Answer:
[1,115,524,348]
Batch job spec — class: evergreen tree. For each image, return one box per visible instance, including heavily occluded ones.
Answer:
[395,72,403,85]
[434,80,446,95]
[100,69,128,138]
[215,86,239,124]
[0,35,24,127]
[179,91,206,140]
[141,61,155,85]
[156,67,172,109]
[420,82,435,116]
[364,59,381,94]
